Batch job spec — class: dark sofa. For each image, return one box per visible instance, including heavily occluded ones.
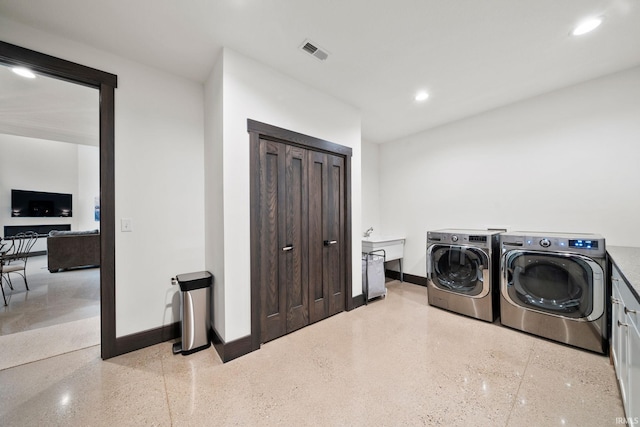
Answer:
[47,229,100,272]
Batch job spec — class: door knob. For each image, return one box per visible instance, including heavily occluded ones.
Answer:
[282,245,293,252]
[324,240,337,246]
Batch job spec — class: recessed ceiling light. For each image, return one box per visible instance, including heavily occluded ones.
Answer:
[572,17,602,36]
[414,91,429,102]
[12,67,36,79]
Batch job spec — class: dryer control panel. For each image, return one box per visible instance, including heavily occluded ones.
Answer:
[500,232,605,257]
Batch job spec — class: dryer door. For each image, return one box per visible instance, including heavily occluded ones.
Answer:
[502,250,604,321]
[429,245,490,298]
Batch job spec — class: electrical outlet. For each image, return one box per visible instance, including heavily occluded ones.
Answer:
[121,218,133,232]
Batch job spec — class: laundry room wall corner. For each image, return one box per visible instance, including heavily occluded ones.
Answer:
[378,66,640,278]
[209,48,361,344]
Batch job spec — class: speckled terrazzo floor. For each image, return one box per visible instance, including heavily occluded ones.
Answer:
[0,281,624,426]
[0,255,100,336]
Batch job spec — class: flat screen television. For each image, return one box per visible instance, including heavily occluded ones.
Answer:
[11,189,72,217]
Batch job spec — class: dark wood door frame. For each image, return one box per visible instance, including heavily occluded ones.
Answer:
[248,119,353,353]
[0,41,119,359]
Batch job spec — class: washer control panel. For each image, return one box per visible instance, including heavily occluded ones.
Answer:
[427,230,499,249]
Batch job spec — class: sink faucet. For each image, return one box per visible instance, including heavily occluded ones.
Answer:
[363,227,373,238]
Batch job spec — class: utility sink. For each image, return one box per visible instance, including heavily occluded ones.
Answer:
[362,236,405,260]
[362,236,405,281]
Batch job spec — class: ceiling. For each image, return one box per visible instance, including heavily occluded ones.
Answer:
[0,63,99,146]
[1,0,639,144]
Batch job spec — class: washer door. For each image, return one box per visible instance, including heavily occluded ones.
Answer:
[502,250,604,321]
[428,245,490,297]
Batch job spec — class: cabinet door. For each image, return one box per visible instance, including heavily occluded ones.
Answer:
[612,276,623,378]
[617,285,630,412]
[629,319,640,422]
[613,264,640,420]
[621,273,640,422]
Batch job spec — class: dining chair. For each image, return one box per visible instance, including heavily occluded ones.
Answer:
[1,237,15,305]
[1,263,11,305]
[1,240,8,305]
[1,231,39,304]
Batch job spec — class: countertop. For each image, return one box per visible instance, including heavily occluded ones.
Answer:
[607,245,640,301]
[361,236,405,243]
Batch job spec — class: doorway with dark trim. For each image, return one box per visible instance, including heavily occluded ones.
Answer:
[0,41,118,359]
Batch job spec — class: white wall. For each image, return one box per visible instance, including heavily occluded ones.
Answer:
[205,48,362,342]
[204,54,226,338]
[379,66,640,277]
[361,140,381,236]
[76,144,100,231]
[0,134,92,251]
[0,17,206,337]
[112,50,205,336]
[0,135,77,233]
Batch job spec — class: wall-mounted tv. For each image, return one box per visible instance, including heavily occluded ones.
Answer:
[11,189,72,217]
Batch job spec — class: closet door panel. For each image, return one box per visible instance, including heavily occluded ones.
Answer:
[309,151,329,323]
[326,154,345,316]
[259,139,287,342]
[284,145,309,332]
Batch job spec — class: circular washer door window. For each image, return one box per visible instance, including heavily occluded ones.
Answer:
[431,245,487,296]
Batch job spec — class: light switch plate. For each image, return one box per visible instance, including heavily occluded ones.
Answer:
[121,218,133,232]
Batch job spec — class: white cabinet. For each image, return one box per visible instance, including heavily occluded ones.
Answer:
[612,268,629,407]
[611,264,640,422]
[630,318,640,424]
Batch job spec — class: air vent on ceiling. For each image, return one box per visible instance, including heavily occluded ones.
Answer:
[300,39,329,61]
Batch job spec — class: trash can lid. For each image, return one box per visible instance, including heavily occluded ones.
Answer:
[175,271,213,291]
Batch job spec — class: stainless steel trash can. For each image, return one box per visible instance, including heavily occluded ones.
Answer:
[172,271,213,355]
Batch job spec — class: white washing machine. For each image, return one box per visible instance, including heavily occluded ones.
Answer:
[426,229,502,322]
[500,231,607,353]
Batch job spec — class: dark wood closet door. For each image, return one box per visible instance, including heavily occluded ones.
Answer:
[259,139,287,342]
[255,133,346,344]
[325,154,345,316]
[309,152,346,322]
[249,119,353,353]
[308,151,328,323]
[258,140,310,343]
[283,145,309,333]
